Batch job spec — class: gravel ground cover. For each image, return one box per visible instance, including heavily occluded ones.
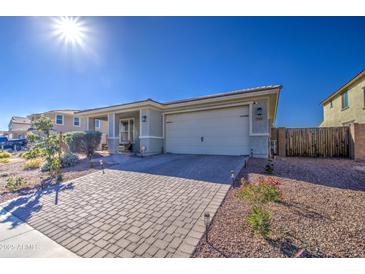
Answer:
[194,157,365,258]
[0,152,110,204]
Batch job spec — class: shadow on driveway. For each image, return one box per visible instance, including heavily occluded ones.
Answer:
[104,154,247,185]
[0,181,74,229]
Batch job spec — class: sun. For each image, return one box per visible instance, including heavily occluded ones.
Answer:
[52,17,87,47]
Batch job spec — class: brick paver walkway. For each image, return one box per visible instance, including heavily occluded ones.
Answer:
[1,168,231,257]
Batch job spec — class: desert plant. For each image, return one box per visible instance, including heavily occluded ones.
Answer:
[246,206,271,237]
[261,178,281,203]
[237,177,281,206]
[264,159,274,174]
[41,161,51,172]
[6,176,28,191]
[32,116,63,177]
[33,115,53,136]
[26,132,41,143]
[61,153,79,168]
[24,158,43,170]
[0,158,10,164]
[21,146,45,159]
[0,151,11,158]
[237,176,282,238]
[65,131,102,160]
[64,131,85,152]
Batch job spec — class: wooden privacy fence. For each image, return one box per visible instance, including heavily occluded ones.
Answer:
[272,127,350,158]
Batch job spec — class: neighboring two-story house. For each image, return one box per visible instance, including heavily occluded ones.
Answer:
[28,110,107,134]
[7,116,32,139]
[320,69,365,127]
[29,110,87,132]
[28,110,108,147]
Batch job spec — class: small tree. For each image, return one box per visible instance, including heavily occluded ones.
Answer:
[33,116,63,180]
[33,115,53,137]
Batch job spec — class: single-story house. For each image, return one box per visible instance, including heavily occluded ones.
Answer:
[77,85,282,158]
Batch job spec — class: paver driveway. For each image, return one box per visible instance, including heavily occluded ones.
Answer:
[0,154,246,258]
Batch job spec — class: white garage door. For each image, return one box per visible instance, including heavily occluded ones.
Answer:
[165,106,250,156]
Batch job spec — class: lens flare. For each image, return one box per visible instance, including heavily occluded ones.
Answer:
[52,17,87,47]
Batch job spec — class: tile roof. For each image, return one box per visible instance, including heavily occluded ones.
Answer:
[11,116,31,124]
[78,84,282,114]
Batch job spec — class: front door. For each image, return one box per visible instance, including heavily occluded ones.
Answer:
[119,119,134,144]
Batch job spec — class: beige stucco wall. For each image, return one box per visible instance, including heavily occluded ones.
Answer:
[80,89,280,156]
[50,112,87,132]
[321,77,365,127]
[30,112,107,134]
[9,122,31,131]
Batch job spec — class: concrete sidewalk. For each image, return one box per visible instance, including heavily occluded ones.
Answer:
[0,206,78,258]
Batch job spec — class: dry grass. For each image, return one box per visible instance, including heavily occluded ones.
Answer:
[23,158,43,170]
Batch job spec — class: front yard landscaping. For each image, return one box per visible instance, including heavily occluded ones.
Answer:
[194,157,365,258]
[0,115,114,204]
[0,151,110,204]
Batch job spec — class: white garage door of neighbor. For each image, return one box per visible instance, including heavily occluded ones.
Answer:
[165,106,250,156]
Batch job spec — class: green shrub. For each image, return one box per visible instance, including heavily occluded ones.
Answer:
[21,147,45,159]
[24,158,43,170]
[61,153,79,168]
[41,153,79,171]
[6,176,28,191]
[64,131,85,152]
[41,161,51,172]
[26,132,40,143]
[246,207,271,237]
[237,177,281,206]
[65,131,102,159]
[0,151,11,159]
[0,158,10,164]
[237,177,282,238]
[264,159,274,174]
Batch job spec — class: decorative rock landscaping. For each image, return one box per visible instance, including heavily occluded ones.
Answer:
[194,157,365,258]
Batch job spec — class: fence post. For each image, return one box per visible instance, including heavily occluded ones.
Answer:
[277,127,286,157]
[350,123,365,161]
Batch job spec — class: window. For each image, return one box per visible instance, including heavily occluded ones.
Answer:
[341,91,349,109]
[329,101,333,108]
[95,119,101,129]
[73,116,80,127]
[55,114,63,125]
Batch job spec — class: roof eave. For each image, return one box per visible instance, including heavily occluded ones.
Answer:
[320,69,365,106]
[77,85,282,116]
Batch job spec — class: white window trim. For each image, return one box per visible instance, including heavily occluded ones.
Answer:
[95,119,101,129]
[73,116,81,127]
[55,114,64,126]
[119,118,135,144]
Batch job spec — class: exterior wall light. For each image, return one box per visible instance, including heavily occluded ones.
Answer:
[142,115,147,122]
[256,106,263,119]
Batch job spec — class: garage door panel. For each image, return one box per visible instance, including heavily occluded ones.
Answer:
[165,106,250,156]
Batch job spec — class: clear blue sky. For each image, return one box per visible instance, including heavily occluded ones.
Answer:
[0,17,364,130]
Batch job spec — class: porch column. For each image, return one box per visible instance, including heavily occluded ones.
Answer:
[87,117,96,131]
[107,113,118,154]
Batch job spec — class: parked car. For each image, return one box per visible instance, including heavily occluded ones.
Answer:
[0,136,27,151]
